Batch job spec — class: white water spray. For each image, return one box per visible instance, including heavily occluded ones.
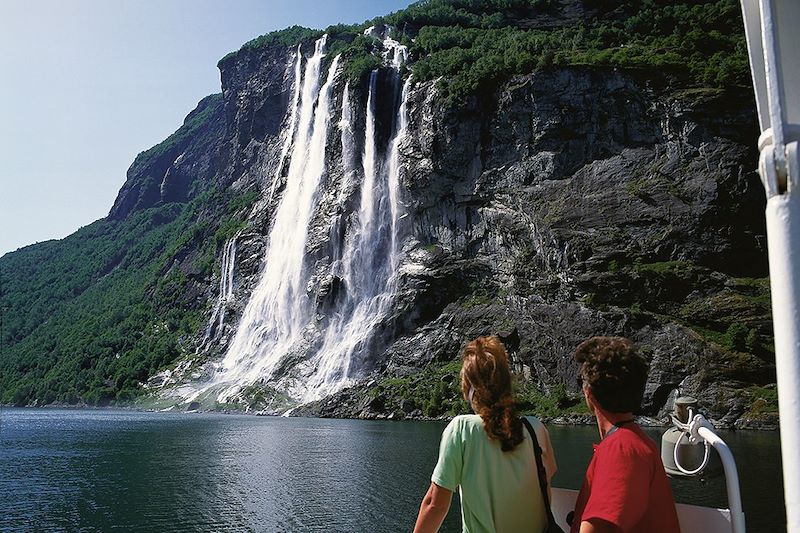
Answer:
[302,54,411,402]
[192,37,340,402]
[185,31,412,406]
[338,82,356,203]
[205,231,241,340]
[330,82,357,268]
[388,77,412,254]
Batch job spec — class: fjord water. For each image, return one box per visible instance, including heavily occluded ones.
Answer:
[0,409,783,532]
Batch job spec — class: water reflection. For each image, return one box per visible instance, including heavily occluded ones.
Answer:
[0,410,783,532]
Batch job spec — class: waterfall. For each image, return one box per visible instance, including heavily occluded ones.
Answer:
[302,57,411,402]
[268,46,304,202]
[192,37,339,402]
[331,82,356,267]
[205,232,241,340]
[183,31,412,407]
[338,82,356,203]
[360,71,380,229]
[388,78,412,260]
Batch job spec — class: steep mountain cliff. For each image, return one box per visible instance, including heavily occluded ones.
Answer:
[0,0,775,428]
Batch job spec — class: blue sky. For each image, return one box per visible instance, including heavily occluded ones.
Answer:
[0,0,412,257]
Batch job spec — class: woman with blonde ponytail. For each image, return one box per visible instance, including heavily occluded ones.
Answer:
[413,336,558,533]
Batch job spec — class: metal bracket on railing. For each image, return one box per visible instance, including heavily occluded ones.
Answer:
[663,400,746,531]
[759,142,784,197]
[758,129,800,197]
[670,409,711,477]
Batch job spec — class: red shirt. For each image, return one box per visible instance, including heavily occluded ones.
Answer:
[571,424,680,532]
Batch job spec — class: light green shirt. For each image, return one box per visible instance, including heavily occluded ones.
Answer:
[432,414,557,533]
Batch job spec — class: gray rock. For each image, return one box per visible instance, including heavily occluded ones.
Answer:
[109,40,774,427]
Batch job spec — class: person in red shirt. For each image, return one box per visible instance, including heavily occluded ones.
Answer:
[571,336,680,533]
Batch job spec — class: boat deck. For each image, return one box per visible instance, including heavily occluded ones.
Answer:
[551,488,733,532]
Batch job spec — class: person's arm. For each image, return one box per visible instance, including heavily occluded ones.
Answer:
[537,420,557,482]
[579,518,621,533]
[413,482,453,533]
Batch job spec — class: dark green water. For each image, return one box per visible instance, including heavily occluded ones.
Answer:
[0,409,784,532]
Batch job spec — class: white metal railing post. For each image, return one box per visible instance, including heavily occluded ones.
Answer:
[688,417,747,533]
[740,0,800,529]
[762,139,800,532]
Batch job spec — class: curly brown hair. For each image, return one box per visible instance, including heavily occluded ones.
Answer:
[460,336,524,452]
[575,336,649,414]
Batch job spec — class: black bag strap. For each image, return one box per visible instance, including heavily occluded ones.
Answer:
[522,417,557,526]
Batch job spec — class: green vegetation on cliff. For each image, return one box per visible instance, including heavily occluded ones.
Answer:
[577,258,773,362]
[230,0,749,103]
[0,184,257,406]
[389,0,748,98]
[132,93,224,173]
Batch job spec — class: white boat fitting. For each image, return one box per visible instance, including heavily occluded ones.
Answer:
[664,402,745,533]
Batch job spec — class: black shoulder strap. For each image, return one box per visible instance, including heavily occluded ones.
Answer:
[522,417,556,524]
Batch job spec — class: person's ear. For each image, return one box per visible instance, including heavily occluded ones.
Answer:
[583,386,596,414]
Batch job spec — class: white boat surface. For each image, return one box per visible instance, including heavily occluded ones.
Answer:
[550,488,732,533]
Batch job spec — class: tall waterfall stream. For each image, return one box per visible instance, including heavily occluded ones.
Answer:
[182,33,411,409]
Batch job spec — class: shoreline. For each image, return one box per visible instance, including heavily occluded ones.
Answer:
[1,403,778,431]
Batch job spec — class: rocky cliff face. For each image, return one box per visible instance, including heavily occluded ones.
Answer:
[293,68,772,427]
[3,19,772,427]
[109,93,227,220]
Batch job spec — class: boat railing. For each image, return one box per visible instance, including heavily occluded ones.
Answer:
[670,410,746,533]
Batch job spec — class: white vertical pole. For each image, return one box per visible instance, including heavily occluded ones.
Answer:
[740,0,800,528]
[764,142,800,533]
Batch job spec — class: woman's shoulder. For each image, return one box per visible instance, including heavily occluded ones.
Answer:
[449,413,483,427]
[443,414,483,435]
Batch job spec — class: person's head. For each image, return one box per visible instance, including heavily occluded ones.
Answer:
[460,335,523,451]
[574,336,648,414]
